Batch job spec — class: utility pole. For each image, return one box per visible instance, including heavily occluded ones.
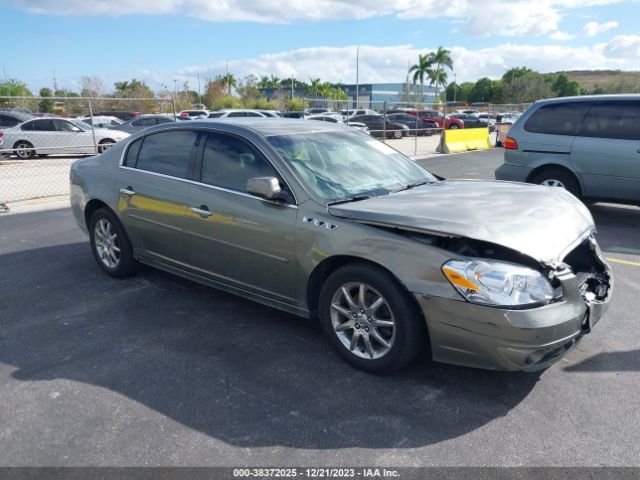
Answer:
[355,46,360,109]
[2,65,7,82]
[291,74,294,100]
[197,71,202,106]
[454,73,457,103]
[53,69,58,94]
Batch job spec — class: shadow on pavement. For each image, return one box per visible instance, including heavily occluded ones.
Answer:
[590,203,640,256]
[564,349,640,372]
[1,242,540,449]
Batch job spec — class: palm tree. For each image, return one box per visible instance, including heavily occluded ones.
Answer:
[408,53,432,103]
[222,73,236,95]
[306,78,323,97]
[258,76,270,89]
[269,75,281,89]
[426,47,453,104]
[427,68,448,100]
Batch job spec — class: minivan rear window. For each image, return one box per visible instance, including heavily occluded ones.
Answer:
[577,101,640,141]
[524,103,590,136]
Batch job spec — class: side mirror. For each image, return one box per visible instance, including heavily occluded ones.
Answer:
[246,176,281,200]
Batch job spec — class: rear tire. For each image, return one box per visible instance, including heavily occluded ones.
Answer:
[449,124,460,130]
[98,139,116,153]
[14,141,35,159]
[318,263,426,373]
[531,169,582,198]
[89,207,138,278]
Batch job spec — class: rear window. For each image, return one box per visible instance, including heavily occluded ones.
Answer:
[577,101,640,141]
[524,102,589,136]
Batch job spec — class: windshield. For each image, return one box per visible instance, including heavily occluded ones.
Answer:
[72,120,92,130]
[267,131,436,203]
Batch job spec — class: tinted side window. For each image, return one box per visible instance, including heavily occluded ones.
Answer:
[201,133,278,193]
[156,116,173,124]
[577,101,640,141]
[0,115,19,128]
[135,130,197,178]
[524,103,589,136]
[227,112,246,118]
[21,121,35,131]
[123,138,142,167]
[209,112,224,118]
[32,119,56,131]
[245,112,262,117]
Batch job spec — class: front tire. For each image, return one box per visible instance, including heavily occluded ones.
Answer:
[89,207,138,278]
[319,263,426,373]
[393,129,403,139]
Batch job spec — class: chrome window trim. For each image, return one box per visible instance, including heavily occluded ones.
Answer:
[118,165,298,210]
[118,125,299,206]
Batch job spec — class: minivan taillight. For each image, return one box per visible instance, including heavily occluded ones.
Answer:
[504,137,518,150]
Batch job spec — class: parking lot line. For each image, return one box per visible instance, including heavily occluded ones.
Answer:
[606,257,640,267]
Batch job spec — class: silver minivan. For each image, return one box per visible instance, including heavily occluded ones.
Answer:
[495,95,640,205]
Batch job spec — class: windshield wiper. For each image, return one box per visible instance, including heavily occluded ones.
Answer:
[390,179,435,194]
[327,194,375,206]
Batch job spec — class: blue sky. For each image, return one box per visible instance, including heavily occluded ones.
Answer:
[1,0,639,93]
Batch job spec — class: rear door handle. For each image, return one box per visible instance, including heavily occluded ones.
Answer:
[190,205,213,218]
[120,187,136,196]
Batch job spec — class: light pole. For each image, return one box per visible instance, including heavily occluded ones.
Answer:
[453,73,457,103]
[355,46,360,109]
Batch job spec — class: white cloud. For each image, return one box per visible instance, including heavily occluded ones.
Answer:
[583,20,619,36]
[6,0,628,37]
[168,37,640,88]
[549,31,575,40]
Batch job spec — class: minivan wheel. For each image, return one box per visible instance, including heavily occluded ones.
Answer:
[531,170,581,198]
[318,263,426,373]
[89,208,138,278]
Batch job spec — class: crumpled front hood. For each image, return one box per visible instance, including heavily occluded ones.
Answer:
[329,180,595,264]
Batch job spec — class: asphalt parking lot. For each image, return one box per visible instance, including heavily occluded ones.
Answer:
[1,148,639,467]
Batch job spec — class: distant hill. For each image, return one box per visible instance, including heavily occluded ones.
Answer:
[555,70,640,92]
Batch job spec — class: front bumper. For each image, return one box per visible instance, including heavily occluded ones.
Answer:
[415,267,611,371]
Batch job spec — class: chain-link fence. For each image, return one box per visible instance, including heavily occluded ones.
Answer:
[0,95,531,206]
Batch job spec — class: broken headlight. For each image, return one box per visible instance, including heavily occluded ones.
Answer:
[442,259,555,307]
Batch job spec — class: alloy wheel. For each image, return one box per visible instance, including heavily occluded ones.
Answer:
[16,143,32,159]
[541,179,566,188]
[94,218,121,268]
[330,282,396,360]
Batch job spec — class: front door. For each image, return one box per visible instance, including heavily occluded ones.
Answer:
[571,100,640,203]
[184,131,298,304]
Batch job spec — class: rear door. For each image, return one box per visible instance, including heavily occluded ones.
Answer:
[27,119,57,154]
[117,129,199,266]
[184,131,298,303]
[571,100,640,202]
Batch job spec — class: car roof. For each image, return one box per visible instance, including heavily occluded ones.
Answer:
[535,94,640,106]
[143,118,350,137]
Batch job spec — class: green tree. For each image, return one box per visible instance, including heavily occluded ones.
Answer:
[425,47,453,104]
[38,87,54,113]
[305,78,323,97]
[552,73,580,97]
[409,53,432,102]
[222,73,237,95]
[0,79,32,97]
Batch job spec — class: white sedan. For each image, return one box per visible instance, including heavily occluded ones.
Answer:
[2,117,130,159]
[80,115,124,128]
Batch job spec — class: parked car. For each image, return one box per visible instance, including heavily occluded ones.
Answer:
[306,114,370,134]
[280,111,306,119]
[70,119,612,373]
[0,110,34,129]
[401,109,464,129]
[80,116,124,128]
[348,114,410,138]
[179,109,209,119]
[385,113,438,136]
[208,109,269,118]
[305,107,332,115]
[450,113,492,130]
[2,117,129,158]
[340,109,378,120]
[495,95,640,205]
[259,110,281,118]
[109,115,176,134]
[93,111,139,121]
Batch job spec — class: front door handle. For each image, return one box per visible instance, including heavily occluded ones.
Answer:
[120,187,136,196]
[190,205,213,218]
